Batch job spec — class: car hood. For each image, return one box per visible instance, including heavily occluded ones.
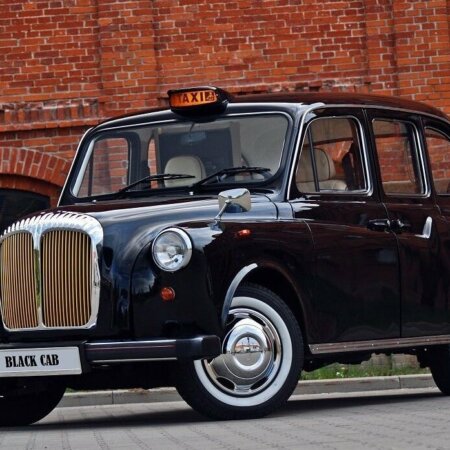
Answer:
[50,194,277,262]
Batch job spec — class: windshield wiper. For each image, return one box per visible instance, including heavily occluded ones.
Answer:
[117,173,195,195]
[192,166,271,189]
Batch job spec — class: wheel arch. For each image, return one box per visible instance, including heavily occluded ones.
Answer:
[221,262,310,348]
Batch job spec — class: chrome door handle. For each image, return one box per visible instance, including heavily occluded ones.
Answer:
[367,219,391,232]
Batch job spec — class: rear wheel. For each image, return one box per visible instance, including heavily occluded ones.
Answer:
[176,283,304,419]
[0,377,66,426]
[427,345,450,395]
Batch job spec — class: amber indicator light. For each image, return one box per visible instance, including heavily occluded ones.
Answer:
[160,287,176,302]
[169,89,218,109]
[236,229,252,238]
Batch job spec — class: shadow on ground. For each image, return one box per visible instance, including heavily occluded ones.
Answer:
[2,390,444,432]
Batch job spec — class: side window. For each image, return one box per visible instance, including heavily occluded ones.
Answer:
[296,117,366,193]
[372,120,424,195]
[425,127,450,195]
[78,137,129,197]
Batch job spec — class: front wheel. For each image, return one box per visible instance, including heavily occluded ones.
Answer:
[0,377,66,426]
[176,283,304,419]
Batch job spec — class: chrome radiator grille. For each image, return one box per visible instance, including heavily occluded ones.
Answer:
[41,230,92,327]
[0,212,102,331]
[0,232,38,329]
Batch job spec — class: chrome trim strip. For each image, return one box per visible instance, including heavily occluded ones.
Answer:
[221,263,258,326]
[309,334,450,355]
[90,357,176,364]
[0,212,103,331]
[85,339,178,350]
[287,103,324,200]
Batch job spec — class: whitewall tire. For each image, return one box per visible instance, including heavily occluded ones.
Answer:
[176,283,304,419]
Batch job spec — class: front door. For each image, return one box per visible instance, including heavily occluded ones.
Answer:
[368,110,448,337]
[290,109,401,344]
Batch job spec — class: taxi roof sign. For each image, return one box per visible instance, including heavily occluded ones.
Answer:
[168,86,229,115]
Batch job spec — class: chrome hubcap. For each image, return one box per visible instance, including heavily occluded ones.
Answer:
[203,308,282,396]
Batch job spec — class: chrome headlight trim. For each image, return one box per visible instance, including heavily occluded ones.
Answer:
[152,228,192,272]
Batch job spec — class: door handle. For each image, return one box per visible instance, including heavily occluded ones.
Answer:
[390,219,411,233]
[367,219,391,232]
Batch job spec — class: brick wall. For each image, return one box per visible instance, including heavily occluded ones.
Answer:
[1,0,450,205]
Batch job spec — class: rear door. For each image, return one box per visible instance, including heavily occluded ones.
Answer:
[421,118,450,335]
[367,109,448,337]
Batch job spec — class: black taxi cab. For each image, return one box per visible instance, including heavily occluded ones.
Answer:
[1,86,450,424]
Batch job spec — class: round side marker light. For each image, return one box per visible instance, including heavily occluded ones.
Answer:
[160,287,176,302]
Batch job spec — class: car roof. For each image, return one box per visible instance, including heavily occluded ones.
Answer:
[230,91,449,120]
[95,90,449,129]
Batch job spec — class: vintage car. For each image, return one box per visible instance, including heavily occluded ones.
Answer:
[1,86,450,425]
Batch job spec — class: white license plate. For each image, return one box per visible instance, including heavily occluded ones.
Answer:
[0,347,82,377]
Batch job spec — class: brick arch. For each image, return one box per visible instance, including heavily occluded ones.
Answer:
[0,148,71,207]
[0,147,71,187]
[0,147,71,208]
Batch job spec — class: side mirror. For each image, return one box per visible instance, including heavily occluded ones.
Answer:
[216,188,251,221]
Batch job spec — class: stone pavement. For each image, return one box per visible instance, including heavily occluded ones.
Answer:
[58,373,436,408]
[4,386,446,450]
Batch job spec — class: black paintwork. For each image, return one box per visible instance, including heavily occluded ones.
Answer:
[4,89,450,366]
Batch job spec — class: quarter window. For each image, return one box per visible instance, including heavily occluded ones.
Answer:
[295,117,366,193]
[78,137,130,197]
[425,127,450,195]
[372,120,424,195]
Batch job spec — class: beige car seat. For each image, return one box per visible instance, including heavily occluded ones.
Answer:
[296,148,347,192]
[164,155,206,187]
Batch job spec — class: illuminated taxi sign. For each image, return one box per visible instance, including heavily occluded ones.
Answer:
[168,86,229,115]
[170,89,217,108]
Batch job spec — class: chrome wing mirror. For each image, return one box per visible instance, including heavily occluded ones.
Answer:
[215,188,251,221]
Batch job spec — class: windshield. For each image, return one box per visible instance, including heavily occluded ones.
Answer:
[71,114,289,198]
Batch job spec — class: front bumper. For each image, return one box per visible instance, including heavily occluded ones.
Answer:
[84,335,221,364]
[0,335,221,378]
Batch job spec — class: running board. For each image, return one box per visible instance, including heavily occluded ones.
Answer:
[309,334,450,355]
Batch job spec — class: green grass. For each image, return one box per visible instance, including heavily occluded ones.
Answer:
[302,363,430,380]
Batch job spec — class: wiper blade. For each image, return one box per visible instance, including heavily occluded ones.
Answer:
[117,173,195,194]
[192,166,271,188]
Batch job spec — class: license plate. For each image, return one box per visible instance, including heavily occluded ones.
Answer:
[0,347,82,377]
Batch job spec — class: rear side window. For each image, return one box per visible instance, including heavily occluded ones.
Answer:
[425,127,450,195]
[372,120,424,196]
[295,117,367,193]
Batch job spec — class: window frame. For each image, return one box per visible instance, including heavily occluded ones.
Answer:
[424,124,450,197]
[73,132,135,198]
[289,112,372,199]
[70,112,293,201]
[370,116,429,199]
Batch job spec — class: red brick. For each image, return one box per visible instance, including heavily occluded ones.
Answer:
[1,0,450,193]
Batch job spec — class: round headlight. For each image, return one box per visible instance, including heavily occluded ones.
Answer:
[152,228,192,272]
